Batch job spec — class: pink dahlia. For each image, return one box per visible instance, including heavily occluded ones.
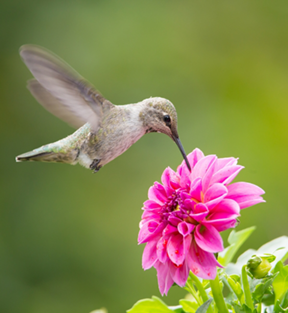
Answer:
[138,148,265,295]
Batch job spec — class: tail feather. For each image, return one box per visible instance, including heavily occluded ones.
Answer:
[16,151,52,162]
[15,127,88,165]
[16,147,79,164]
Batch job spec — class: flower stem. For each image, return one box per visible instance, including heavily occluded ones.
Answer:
[241,265,254,311]
[185,280,202,305]
[189,272,213,313]
[210,273,229,313]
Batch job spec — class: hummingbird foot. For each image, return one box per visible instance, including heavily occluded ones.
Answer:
[90,159,102,173]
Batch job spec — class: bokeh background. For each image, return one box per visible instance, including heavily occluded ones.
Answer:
[1,1,288,312]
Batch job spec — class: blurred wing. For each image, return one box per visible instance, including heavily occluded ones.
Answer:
[28,79,86,129]
[20,44,113,131]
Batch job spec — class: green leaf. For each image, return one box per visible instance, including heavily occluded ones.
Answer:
[231,302,245,313]
[127,296,174,313]
[226,236,288,276]
[230,274,241,283]
[274,299,288,313]
[273,288,288,313]
[282,290,288,308]
[195,299,212,313]
[168,305,185,313]
[218,227,256,266]
[231,302,255,313]
[252,274,277,302]
[179,300,198,313]
[262,292,275,306]
[257,237,288,268]
[226,274,244,304]
[273,261,288,303]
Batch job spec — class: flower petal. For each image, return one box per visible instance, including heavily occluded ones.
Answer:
[178,149,205,188]
[204,217,238,232]
[208,198,240,216]
[162,224,178,236]
[195,224,224,253]
[204,183,228,210]
[190,203,209,222]
[138,220,165,244]
[168,215,183,226]
[154,261,174,296]
[156,235,169,263]
[187,148,205,168]
[142,238,158,270]
[143,200,161,211]
[183,198,198,211]
[178,222,195,236]
[154,182,167,202]
[170,259,190,286]
[161,167,180,193]
[189,178,203,202]
[227,182,265,209]
[183,234,192,258]
[191,155,216,182]
[202,157,217,192]
[167,234,184,265]
[140,210,160,224]
[148,185,165,205]
[214,157,238,172]
[167,233,191,266]
[180,191,192,202]
[211,165,244,186]
[204,199,240,231]
[187,241,223,280]
[177,148,204,176]
[179,169,191,189]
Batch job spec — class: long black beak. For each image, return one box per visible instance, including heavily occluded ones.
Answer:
[173,137,191,171]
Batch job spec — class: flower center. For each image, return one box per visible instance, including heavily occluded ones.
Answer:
[161,191,198,225]
[174,204,180,211]
[159,190,205,230]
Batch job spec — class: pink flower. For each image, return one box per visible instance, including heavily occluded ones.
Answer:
[138,148,265,295]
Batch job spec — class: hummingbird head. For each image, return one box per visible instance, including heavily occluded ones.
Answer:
[141,97,191,171]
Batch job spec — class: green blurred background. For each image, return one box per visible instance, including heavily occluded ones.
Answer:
[1,0,288,312]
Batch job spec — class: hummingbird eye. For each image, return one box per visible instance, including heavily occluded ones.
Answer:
[163,115,171,125]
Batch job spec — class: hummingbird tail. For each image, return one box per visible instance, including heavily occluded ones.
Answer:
[16,145,79,164]
[16,151,53,162]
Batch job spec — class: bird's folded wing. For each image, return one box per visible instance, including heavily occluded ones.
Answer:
[20,45,113,131]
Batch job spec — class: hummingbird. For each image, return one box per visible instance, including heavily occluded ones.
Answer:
[16,45,191,173]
